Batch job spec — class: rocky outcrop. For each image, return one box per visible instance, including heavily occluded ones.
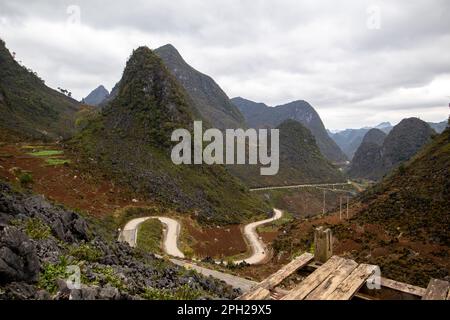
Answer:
[0,182,239,300]
[0,226,39,283]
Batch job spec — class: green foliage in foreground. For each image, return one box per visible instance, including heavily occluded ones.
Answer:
[38,256,70,294]
[68,243,103,262]
[12,217,51,240]
[142,284,202,300]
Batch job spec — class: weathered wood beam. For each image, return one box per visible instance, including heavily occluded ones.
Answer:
[326,264,378,300]
[239,287,271,300]
[282,256,345,300]
[380,277,426,297]
[258,252,314,290]
[422,279,450,300]
[306,258,358,300]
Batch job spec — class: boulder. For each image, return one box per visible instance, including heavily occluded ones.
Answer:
[0,226,39,283]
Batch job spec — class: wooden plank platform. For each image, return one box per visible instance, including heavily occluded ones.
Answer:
[282,256,346,300]
[258,252,314,290]
[326,264,377,300]
[239,252,313,300]
[422,279,450,300]
[239,253,447,300]
[305,258,358,300]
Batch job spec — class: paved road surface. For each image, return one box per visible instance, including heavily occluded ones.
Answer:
[120,216,185,258]
[170,258,257,292]
[235,208,283,265]
[249,182,351,191]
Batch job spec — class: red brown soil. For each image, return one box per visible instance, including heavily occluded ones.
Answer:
[0,143,153,216]
[183,219,247,258]
[234,202,449,286]
[0,143,285,261]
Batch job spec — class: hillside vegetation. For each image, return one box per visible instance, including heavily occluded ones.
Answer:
[0,39,80,140]
[72,46,269,225]
[228,119,344,187]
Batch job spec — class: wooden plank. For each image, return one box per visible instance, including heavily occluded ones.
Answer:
[281,256,345,300]
[258,252,314,290]
[326,264,377,300]
[380,277,426,297]
[239,287,271,300]
[422,279,450,300]
[305,258,358,300]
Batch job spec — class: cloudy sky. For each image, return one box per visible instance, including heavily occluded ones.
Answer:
[1,0,449,129]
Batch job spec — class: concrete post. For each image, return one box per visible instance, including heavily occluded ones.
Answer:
[314,227,333,263]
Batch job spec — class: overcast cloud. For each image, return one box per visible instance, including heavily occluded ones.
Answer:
[0,0,449,129]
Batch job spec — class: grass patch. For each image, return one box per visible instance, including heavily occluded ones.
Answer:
[142,284,202,300]
[44,158,71,166]
[28,150,63,157]
[92,266,126,291]
[257,210,294,233]
[136,218,163,254]
[68,243,103,262]
[12,217,51,240]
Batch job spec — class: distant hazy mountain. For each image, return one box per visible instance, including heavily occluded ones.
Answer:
[329,128,370,160]
[331,120,447,160]
[0,39,80,140]
[428,120,448,134]
[231,97,347,163]
[374,122,393,132]
[154,44,245,130]
[83,85,109,106]
[348,118,435,180]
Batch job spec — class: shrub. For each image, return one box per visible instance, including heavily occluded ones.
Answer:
[38,256,70,294]
[92,266,126,291]
[24,218,51,240]
[69,243,102,262]
[19,172,33,186]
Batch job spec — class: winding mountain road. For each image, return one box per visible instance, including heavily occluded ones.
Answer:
[120,216,185,258]
[119,209,283,265]
[235,208,283,265]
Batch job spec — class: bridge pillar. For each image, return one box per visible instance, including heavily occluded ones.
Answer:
[314,227,333,263]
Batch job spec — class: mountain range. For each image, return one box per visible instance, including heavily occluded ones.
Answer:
[231,97,348,163]
[348,118,436,180]
[71,46,268,224]
[330,120,447,159]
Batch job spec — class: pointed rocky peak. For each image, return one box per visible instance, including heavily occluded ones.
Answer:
[83,85,109,106]
[154,44,246,129]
